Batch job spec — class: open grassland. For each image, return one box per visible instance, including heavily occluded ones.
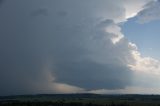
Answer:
[1,94,160,106]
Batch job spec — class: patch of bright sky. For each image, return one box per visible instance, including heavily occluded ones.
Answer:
[122,17,160,60]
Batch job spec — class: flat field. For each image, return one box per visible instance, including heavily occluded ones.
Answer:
[1,94,160,106]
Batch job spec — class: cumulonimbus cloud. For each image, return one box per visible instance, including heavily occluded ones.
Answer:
[0,0,160,95]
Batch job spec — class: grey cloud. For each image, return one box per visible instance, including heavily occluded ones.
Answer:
[137,0,160,23]
[54,60,132,90]
[0,0,4,6]
[31,8,48,16]
[56,11,68,17]
[0,0,3,4]
[0,0,137,95]
[50,20,134,90]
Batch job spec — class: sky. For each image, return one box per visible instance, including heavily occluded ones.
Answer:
[0,0,160,96]
[122,17,160,59]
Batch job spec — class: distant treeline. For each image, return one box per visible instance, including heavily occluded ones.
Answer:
[0,101,130,106]
[1,94,160,106]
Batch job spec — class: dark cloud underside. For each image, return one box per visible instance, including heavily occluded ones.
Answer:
[0,0,153,95]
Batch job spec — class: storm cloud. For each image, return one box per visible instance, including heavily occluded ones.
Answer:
[51,19,134,90]
[30,8,48,16]
[0,0,3,4]
[137,0,160,23]
[0,0,159,95]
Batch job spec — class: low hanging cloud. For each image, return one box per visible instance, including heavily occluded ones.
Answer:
[30,8,48,16]
[137,0,160,23]
[51,19,134,90]
[0,0,4,6]
[0,0,3,4]
[0,0,160,95]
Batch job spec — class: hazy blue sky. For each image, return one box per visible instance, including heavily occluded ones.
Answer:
[122,17,160,59]
[0,0,160,96]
